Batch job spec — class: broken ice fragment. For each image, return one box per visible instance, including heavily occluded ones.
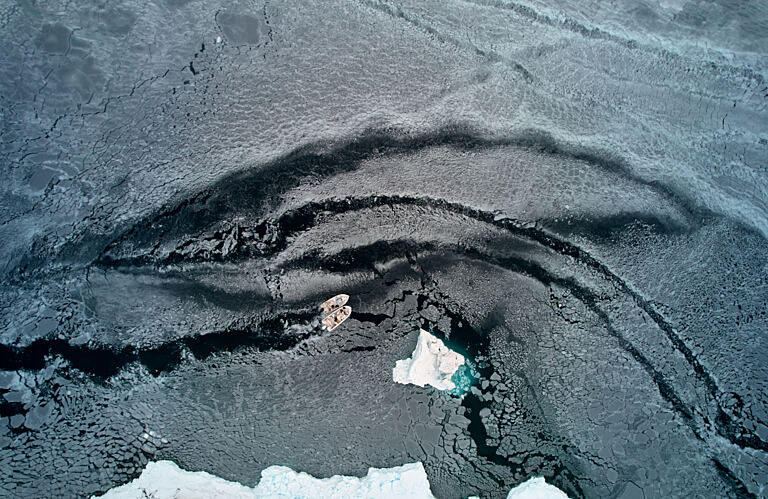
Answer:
[393,329,465,392]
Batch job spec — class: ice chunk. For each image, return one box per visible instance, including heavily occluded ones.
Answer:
[23,403,53,431]
[93,460,436,499]
[393,329,465,391]
[469,477,570,499]
[506,476,570,498]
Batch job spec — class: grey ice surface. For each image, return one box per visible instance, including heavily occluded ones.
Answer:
[0,0,767,498]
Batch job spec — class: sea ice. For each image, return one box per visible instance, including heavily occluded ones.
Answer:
[393,329,465,391]
[93,460,436,499]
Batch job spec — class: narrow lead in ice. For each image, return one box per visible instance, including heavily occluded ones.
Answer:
[393,329,465,391]
[93,460,436,499]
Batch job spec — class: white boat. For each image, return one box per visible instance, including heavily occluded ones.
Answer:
[320,294,349,314]
[322,306,352,331]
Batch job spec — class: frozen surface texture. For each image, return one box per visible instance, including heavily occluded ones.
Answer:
[393,329,465,391]
[1,0,767,498]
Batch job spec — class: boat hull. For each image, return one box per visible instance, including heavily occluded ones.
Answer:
[320,294,349,313]
[322,305,352,331]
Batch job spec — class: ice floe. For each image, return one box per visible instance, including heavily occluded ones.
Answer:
[393,328,466,392]
[93,460,436,499]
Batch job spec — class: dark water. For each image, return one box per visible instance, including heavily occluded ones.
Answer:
[1,1,767,498]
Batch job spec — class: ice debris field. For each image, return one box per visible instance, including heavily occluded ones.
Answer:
[94,459,569,498]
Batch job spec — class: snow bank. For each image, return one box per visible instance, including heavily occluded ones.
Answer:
[393,329,465,391]
[93,460,436,499]
[506,476,570,498]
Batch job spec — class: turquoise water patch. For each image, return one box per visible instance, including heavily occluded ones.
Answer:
[447,361,477,397]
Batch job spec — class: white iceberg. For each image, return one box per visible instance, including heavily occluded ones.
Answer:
[506,476,570,499]
[393,329,465,391]
[93,460,436,499]
[468,476,570,499]
[256,462,435,498]
[93,460,254,499]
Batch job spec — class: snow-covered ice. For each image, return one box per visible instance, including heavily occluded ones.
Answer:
[468,476,570,498]
[256,462,435,498]
[93,460,436,499]
[393,329,465,391]
[93,460,254,499]
[505,476,570,498]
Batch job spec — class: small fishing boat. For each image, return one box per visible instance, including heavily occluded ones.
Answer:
[322,305,352,331]
[320,294,349,314]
